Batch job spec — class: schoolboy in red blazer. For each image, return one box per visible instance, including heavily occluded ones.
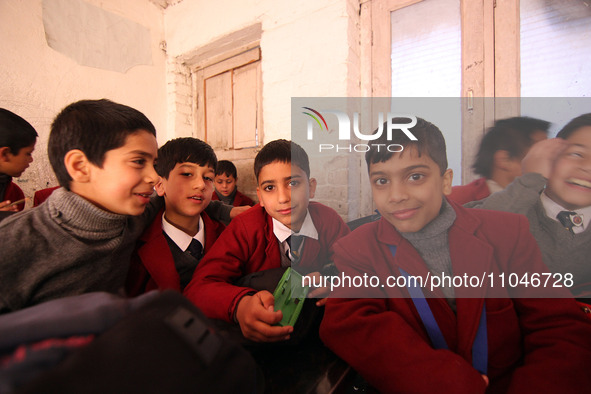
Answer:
[126,138,225,295]
[0,108,37,212]
[212,160,255,207]
[320,118,591,393]
[184,139,350,342]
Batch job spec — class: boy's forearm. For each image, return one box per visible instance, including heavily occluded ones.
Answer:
[206,200,232,223]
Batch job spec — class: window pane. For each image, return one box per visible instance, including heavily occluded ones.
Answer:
[390,0,462,183]
[520,0,591,97]
[391,0,461,97]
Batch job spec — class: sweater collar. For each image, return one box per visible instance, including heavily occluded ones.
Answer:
[215,188,236,205]
[46,187,128,240]
[400,199,456,242]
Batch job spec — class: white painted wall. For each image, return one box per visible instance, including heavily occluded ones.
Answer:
[0,0,167,200]
[164,0,359,143]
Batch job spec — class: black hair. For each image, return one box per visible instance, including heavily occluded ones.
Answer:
[365,117,448,175]
[472,116,550,178]
[156,137,217,179]
[48,99,156,189]
[556,113,591,140]
[0,108,38,154]
[254,139,310,181]
[216,160,237,178]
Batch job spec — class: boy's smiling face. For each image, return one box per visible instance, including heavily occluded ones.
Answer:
[546,126,591,210]
[78,129,159,216]
[369,146,452,233]
[256,160,316,232]
[157,162,215,232]
[214,173,236,197]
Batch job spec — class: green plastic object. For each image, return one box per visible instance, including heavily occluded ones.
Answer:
[272,267,310,327]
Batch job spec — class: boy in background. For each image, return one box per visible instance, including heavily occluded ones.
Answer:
[212,159,255,207]
[126,137,225,295]
[467,113,591,298]
[320,117,591,393]
[0,108,38,212]
[449,116,548,204]
[184,139,350,342]
[0,99,161,313]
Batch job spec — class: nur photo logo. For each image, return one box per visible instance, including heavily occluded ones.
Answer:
[301,107,418,153]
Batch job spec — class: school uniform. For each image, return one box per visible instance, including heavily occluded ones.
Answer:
[183,202,350,322]
[466,173,591,295]
[2,181,25,211]
[320,201,591,394]
[126,209,225,296]
[211,189,255,207]
[448,177,491,205]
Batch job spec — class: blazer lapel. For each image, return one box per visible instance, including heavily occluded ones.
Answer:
[138,211,181,290]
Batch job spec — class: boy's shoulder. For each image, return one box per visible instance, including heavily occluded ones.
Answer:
[448,177,490,204]
[225,204,271,238]
[451,200,528,232]
[308,201,350,239]
[308,201,345,223]
[234,190,255,206]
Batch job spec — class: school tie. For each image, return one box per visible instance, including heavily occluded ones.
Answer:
[288,235,305,264]
[556,211,583,234]
[187,239,203,260]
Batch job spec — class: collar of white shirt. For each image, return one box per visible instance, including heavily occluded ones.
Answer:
[485,179,504,194]
[272,210,318,254]
[161,213,205,251]
[540,191,591,233]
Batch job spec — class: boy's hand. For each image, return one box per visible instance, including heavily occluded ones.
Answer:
[0,200,19,212]
[235,290,293,342]
[305,271,330,306]
[481,375,489,387]
[230,205,251,219]
[521,138,569,178]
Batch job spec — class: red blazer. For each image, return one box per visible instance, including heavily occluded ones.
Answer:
[126,209,225,296]
[211,189,255,207]
[320,201,591,393]
[183,202,350,322]
[3,181,25,211]
[448,178,491,205]
[33,186,60,206]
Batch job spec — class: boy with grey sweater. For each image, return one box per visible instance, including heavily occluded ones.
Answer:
[0,100,234,314]
[467,113,591,298]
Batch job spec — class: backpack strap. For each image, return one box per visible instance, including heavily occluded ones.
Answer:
[388,245,487,374]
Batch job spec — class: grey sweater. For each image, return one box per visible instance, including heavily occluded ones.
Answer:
[401,199,457,309]
[466,173,591,293]
[0,188,163,313]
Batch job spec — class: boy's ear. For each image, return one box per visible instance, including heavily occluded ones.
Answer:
[308,177,317,199]
[256,186,264,207]
[155,178,166,197]
[0,146,12,163]
[64,149,92,184]
[442,169,453,195]
[493,150,513,170]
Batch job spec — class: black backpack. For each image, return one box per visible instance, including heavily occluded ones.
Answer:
[18,290,263,394]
